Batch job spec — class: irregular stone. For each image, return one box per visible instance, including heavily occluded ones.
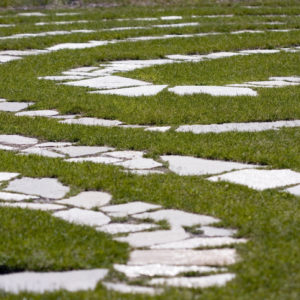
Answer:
[0,102,32,112]
[101,201,161,217]
[21,147,65,158]
[239,49,280,54]
[129,249,237,266]
[153,22,198,28]
[200,226,237,237]
[0,202,65,211]
[60,117,122,127]
[168,86,257,96]
[18,12,46,16]
[0,145,16,151]
[149,273,235,288]
[115,228,189,247]
[51,115,78,120]
[133,209,219,228]
[151,237,247,249]
[128,170,165,175]
[55,146,113,157]
[5,177,70,199]
[160,16,182,20]
[56,12,80,16]
[160,155,257,176]
[91,85,167,97]
[0,50,48,56]
[0,269,108,293]
[35,142,73,148]
[208,169,300,190]
[243,80,299,87]
[36,20,89,26]
[285,184,300,196]
[114,158,162,170]
[0,135,38,145]
[103,151,144,159]
[0,55,21,63]
[0,172,19,181]
[0,191,38,201]
[145,126,171,132]
[97,223,157,234]
[114,264,224,278]
[16,110,59,117]
[103,282,159,295]
[53,208,110,226]
[56,191,112,209]
[39,75,88,81]
[66,156,122,164]
[269,76,300,82]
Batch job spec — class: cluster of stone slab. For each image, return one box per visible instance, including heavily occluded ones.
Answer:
[0,172,246,294]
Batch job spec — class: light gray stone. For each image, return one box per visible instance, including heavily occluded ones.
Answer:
[0,269,108,293]
[114,158,162,170]
[161,155,257,176]
[0,145,16,151]
[35,142,73,148]
[0,135,38,145]
[66,156,122,164]
[18,12,46,16]
[103,282,159,295]
[208,169,300,190]
[0,172,19,181]
[16,110,59,117]
[56,146,113,157]
[285,184,300,196]
[153,22,198,28]
[0,55,22,63]
[56,191,112,209]
[200,226,237,237]
[128,170,165,175]
[0,202,65,211]
[97,223,157,234]
[53,208,110,226]
[129,249,237,266]
[60,117,122,127]
[5,177,70,199]
[0,191,38,201]
[103,151,144,159]
[145,126,171,132]
[0,102,32,112]
[21,147,65,158]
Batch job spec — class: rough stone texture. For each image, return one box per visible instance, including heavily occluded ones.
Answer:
[145,126,171,132]
[16,110,59,117]
[56,191,112,209]
[129,249,237,266]
[0,135,38,145]
[36,142,73,148]
[0,102,32,112]
[0,202,65,211]
[285,184,300,196]
[200,226,237,237]
[5,177,70,199]
[114,158,162,170]
[0,191,38,201]
[0,145,15,151]
[66,156,122,164]
[55,146,113,157]
[21,147,65,158]
[103,282,159,295]
[97,223,157,234]
[103,151,144,159]
[0,269,108,293]
[114,264,223,278]
[208,169,300,190]
[0,172,19,182]
[60,117,122,127]
[149,273,235,288]
[53,208,111,226]
[161,155,257,176]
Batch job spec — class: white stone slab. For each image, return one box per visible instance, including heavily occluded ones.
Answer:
[0,55,21,63]
[0,202,65,211]
[51,114,78,120]
[153,22,199,28]
[133,209,219,228]
[176,120,300,134]
[151,237,247,249]
[114,264,223,278]
[161,155,257,176]
[208,169,300,190]
[160,16,183,20]
[18,12,46,16]
[16,110,59,117]
[0,172,19,181]
[56,146,113,157]
[120,124,147,129]
[103,151,144,159]
[285,185,300,196]
[0,24,15,28]
[103,282,159,295]
[97,223,157,234]
[101,201,161,217]
[239,49,280,54]
[21,147,65,158]
[0,269,108,293]
[149,273,235,288]
[5,177,70,199]
[129,249,237,266]
[200,226,237,237]
[116,228,189,247]
[270,76,300,82]
[60,117,122,127]
[0,102,32,112]
[36,20,88,26]
[36,142,73,148]
[53,208,110,226]
[39,75,88,81]
[244,80,299,87]
[91,85,167,97]
[0,191,38,201]
[128,170,165,175]
[145,126,171,132]
[0,145,16,151]
[64,76,151,90]
[56,191,112,209]
[66,156,122,164]
[114,158,162,170]
[0,135,38,145]
[0,50,48,56]
[56,12,80,16]
[47,41,109,51]
[169,86,257,96]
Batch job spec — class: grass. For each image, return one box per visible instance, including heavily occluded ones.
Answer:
[0,1,299,299]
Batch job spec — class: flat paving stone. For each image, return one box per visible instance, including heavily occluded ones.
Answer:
[149,273,235,288]
[103,151,144,159]
[0,202,65,211]
[168,86,257,96]
[101,201,161,217]
[153,22,198,28]
[0,55,22,63]
[285,184,300,196]
[114,264,223,278]
[133,209,219,228]
[0,145,15,151]
[36,142,73,148]
[103,282,159,295]
[5,177,70,199]
[128,169,165,175]
[92,85,167,96]
[129,249,237,266]
[160,155,257,176]
[0,269,108,293]
[115,228,189,247]
[200,226,237,237]
[18,12,46,16]
[150,237,247,249]
[55,146,113,157]
[21,147,65,158]
[0,102,32,112]
[208,169,300,190]
[66,156,122,164]
[145,126,171,132]
[0,191,38,201]
[60,117,122,127]
[97,223,157,234]
[114,158,163,170]
[0,135,38,145]
[0,172,19,182]
[16,110,59,117]
[270,76,300,82]
[53,208,111,226]
[56,191,112,209]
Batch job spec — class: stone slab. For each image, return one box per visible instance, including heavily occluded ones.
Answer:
[60,117,122,127]
[0,202,65,211]
[200,226,237,237]
[66,156,122,164]
[55,146,113,157]
[0,172,19,182]
[0,191,38,201]
[16,110,59,117]
[0,102,32,112]
[97,223,157,234]
[145,126,171,132]
[21,147,65,158]
[114,158,162,170]
[285,184,300,196]
[103,282,159,295]
[103,151,144,159]
[0,135,38,145]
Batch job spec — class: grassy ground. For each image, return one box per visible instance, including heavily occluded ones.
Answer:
[0,1,299,299]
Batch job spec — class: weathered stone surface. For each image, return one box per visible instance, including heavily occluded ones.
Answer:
[145,126,171,132]
[114,158,162,170]
[56,146,113,157]
[0,202,65,211]
[0,172,19,182]
[66,156,122,164]
[0,135,38,145]
[200,226,237,237]
[16,110,59,117]
[0,191,38,201]
[97,223,157,234]
[5,177,70,199]
[285,184,300,196]
[103,282,159,295]
[103,151,144,159]
[0,269,108,293]
[0,102,32,112]
[0,145,15,151]
[21,147,65,158]
[60,117,122,127]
